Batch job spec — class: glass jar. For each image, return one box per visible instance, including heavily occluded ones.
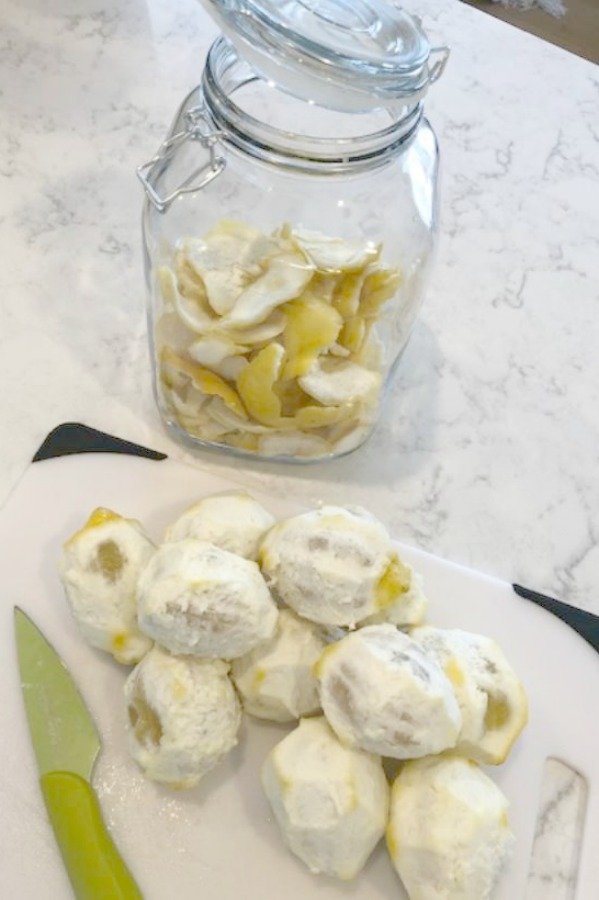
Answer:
[139,0,448,462]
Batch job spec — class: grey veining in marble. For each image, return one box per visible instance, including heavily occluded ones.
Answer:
[525,758,588,900]
[2,0,598,616]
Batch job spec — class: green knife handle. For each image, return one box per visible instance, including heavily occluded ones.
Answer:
[40,771,142,899]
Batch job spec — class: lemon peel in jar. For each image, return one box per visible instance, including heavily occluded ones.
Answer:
[160,348,247,419]
[282,297,343,379]
[359,266,402,318]
[224,250,315,329]
[157,265,179,307]
[257,431,331,458]
[338,316,366,355]
[154,221,402,458]
[183,221,280,316]
[220,310,286,346]
[169,266,220,335]
[331,272,366,319]
[187,334,249,380]
[236,343,285,425]
[298,359,381,407]
[292,228,381,273]
[292,403,354,430]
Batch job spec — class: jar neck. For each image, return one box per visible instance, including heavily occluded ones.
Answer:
[201,36,423,175]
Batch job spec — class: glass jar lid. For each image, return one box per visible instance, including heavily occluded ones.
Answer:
[198,0,448,113]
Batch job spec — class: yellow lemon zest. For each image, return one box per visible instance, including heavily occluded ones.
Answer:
[275,378,312,417]
[282,297,342,379]
[236,343,285,425]
[375,555,411,609]
[161,347,247,419]
[293,404,351,430]
[112,633,128,653]
[312,643,337,679]
[252,668,267,688]
[225,432,260,453]
[86,508,120,528]
[445,657,465,689]
[64,507,121,547]
[338,316,366,354]
[331,272,364,318]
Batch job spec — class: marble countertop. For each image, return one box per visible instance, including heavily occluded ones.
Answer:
[0,1,598,891]
[4,0,597,609]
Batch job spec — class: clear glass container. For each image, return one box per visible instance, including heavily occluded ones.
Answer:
[139,1,448,461]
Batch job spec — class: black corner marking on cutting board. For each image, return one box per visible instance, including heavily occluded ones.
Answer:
[513,583,599,656]
[32,423,168,463]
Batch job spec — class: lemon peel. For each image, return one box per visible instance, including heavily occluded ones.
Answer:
[157,265,178,307]
[331,272,365,319]
[298,359,381,407]
[257,431,331,458]
[220,310,286,346]
[160,348,247,419]
[236,343,285,425]
[338,316,366,354]
[171,263,219,335]
[293,403,353,430]
[224,251,314,329]
[282,297,343,379]
[293,228,381,272]
[184,221,280,316]
[375,555,411,610]
[359,266,402,318]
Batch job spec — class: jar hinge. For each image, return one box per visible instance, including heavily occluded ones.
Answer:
[428,46,450,84]
[136,106,226,213]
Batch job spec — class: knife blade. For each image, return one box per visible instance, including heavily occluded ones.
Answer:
[14,607,142,900]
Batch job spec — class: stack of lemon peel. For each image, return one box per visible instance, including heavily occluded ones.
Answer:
[59,492,528,899]
[155,221,401,458]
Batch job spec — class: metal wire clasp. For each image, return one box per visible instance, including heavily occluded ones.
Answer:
[429,46,450,84]
[136,106,226,213]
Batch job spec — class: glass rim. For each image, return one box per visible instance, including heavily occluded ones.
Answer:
[201,37,423,174]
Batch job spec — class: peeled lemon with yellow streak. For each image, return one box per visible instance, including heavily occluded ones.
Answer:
[315,625,461,759]
[258,505,420,627]
[59,508,155,665]
[411,626,529,765]
[125,646,241,789]
[360,556,428,628]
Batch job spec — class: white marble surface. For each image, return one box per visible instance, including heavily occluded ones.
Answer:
[4,0,597,610]
[1,0,598,894]
[3,0,598,611]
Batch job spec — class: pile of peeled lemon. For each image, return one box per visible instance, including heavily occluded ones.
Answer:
[59,490,528,899]
[154,221,401,459]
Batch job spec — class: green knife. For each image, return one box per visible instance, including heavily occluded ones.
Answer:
[14,607,142,899]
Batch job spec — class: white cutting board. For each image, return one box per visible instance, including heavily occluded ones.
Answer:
[1,451,598,900]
